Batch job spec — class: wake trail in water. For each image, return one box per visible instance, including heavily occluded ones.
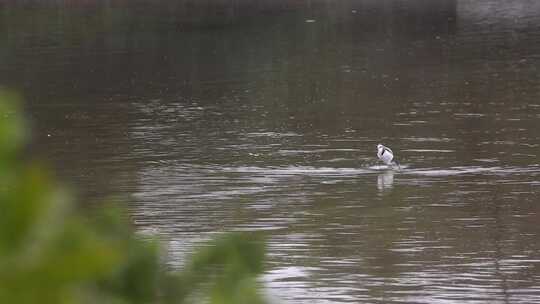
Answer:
[224,165,374,176]
[406,165,540,177]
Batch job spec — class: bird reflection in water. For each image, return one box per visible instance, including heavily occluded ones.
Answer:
[377,170,395,194]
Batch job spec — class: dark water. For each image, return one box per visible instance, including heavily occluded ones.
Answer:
[2,0,540,303]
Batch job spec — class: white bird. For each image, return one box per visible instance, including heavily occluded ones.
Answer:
[377,144,400,168]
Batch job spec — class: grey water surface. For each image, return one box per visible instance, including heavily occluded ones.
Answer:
[1,0,540,303]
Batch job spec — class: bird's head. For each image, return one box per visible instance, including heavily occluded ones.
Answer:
[377,144,383,151]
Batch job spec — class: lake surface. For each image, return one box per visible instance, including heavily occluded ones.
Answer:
[2,0,540,303]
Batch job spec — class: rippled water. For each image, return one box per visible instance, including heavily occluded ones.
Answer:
[2,0,540,303]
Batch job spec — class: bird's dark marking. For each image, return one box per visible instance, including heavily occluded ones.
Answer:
[380,149,385,156]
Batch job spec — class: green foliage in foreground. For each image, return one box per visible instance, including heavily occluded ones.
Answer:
[0,90,267,304]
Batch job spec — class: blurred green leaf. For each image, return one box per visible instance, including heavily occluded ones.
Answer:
[0,90,26,162]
